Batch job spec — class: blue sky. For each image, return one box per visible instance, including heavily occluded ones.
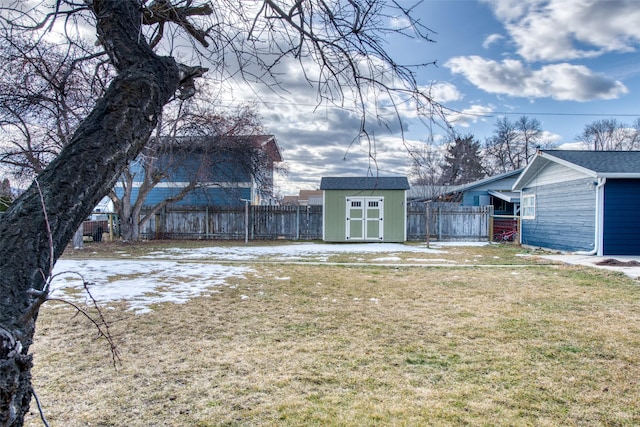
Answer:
[262,0,640,195]
[414,0,638,141]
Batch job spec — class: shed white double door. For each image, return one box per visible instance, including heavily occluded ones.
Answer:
[345,197,384,241]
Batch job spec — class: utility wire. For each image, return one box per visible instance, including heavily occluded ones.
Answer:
[212,99,640,118]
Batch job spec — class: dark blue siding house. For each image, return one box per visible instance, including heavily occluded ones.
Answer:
[115,135,282,207]
[513,150,640,255]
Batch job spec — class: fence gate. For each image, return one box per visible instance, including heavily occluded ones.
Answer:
[346,197,384,241]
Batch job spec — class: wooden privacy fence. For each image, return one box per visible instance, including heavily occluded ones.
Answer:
[143,205,324,240]
[140,203,494,241]
[406,204,492,241]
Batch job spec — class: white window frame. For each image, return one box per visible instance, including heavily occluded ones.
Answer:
[521,194,536,219]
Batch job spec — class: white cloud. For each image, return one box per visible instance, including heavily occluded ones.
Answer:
[445,56,627,101]
[424,82,463,103]
[556,141,586,150]
[389,15,412,30]
[483,0,640,61]
[446,104,494,128]
[539,130,563,146]
[482,33,504,49]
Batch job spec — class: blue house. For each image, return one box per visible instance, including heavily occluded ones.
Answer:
[409,169,522,212]
[512,150,640,255]
[116,135,282,207]
[450,169,523,214]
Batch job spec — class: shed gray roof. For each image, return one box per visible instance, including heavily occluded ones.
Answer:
[320,176,410,190]
[513,150,640,190]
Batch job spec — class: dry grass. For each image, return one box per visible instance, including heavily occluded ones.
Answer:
[25,244,640,426]
[63,239,546,265]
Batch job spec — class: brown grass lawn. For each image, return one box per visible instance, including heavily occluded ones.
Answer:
[24,242,640,426]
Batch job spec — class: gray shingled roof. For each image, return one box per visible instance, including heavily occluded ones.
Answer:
[513,150,640,191]
[320,176,410,190]
[543,150,640,174]
[451,168,523,193]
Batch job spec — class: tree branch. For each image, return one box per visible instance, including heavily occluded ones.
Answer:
[142,0,213,48]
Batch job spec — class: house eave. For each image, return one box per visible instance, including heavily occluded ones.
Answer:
[488,190,519,203]
[598,173,640,179]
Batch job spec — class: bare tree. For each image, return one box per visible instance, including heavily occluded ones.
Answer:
[515,115,542,164]
[0,1,443,424]
[484,116,542,174]
[112,102,276,241]
[0,30,107,180]
[0,34,276,242]
[577,118,640,151]
[484,117,521,174]
[409,140,447,201]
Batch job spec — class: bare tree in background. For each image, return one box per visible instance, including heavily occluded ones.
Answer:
[515,116,542,164]
[0,34,275,242]
[484,117,520,174]
[0,31,108,180]
[113,102,276,241]
[484,116,542,174]
[577,118,640,151]
[0,1,444,424]
[409,140,447,201]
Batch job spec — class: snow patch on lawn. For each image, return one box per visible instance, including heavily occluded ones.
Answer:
[144,242,447,261]
[50,242,486,314]
[51,260,251,314]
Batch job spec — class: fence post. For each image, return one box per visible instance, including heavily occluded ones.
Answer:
[488,205,494,241]
[425,201,430,247]
[296,206,300,240]
[438,206,442,241]
[241,199,249,244]
[251,204,255,240]
[205,206,209,239]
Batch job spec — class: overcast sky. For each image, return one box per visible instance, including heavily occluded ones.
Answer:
[234,0,640,195]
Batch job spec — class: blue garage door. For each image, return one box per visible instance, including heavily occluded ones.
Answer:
[603,179,640,255]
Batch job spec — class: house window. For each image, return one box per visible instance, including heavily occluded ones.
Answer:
[368,201,379,208]
[522,194,535,219]
[351,200,362,207]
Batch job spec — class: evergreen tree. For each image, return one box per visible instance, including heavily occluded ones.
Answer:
[439,134,485,186]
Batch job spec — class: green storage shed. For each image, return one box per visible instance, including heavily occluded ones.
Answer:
[320,176,410,242]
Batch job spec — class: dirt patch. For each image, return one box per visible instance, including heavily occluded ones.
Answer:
[596,258,640,266]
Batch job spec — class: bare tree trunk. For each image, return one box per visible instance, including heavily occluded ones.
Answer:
[0,1,184,424]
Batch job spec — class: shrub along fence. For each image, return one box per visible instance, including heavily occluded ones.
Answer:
[139,203,493,242]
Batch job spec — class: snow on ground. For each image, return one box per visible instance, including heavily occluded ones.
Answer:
[51,242,486,314]
[145,242,452,262]
[51,260,252,314]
